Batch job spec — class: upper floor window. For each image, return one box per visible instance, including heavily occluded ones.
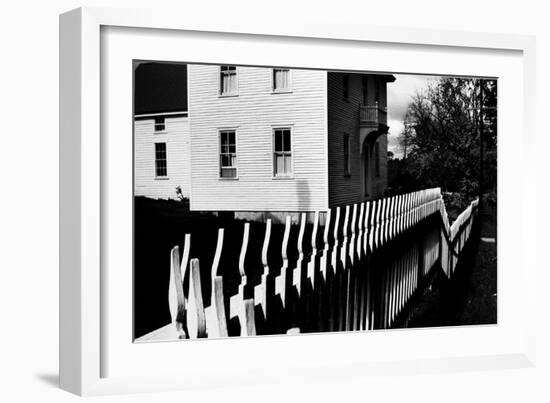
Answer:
[344,133,351,177]
[374,141,380,177]
[343,74,350,100]
[273,68,291,92]
[154,117,165,132]
[362,75,368,105]
[220,65,237,95]
[273,128,292,177]
[154,143,168,177]
[219,130,237,178]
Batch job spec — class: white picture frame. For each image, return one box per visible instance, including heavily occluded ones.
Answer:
[59,6,537,396]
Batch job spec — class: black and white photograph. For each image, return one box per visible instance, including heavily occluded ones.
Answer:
[133,61,497,341]
[3,0,548,399]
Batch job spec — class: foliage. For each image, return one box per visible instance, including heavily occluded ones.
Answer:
[393,78,497,199]
[442,191,471,222]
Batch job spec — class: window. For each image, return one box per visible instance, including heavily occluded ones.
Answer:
[273,68,290,92]
[155,143,167,177]
[220,65,237,95]
[219,130,237,178]
[154,116,165,132]
[364,144,369,196]
[273,128,292,177]
[374,141,380,177]
[362,75,368,105]
[344,133,350,176]
[343,74,350,100]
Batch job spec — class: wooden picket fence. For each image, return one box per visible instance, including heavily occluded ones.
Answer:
[156,188,478,340]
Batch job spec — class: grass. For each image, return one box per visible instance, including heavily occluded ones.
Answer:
[407,198,497,327]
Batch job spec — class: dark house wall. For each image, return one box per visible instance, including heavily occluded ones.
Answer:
[134,62,188,115]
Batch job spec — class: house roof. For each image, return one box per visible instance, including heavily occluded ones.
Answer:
[134,62,188,115]
[378,74,396,83]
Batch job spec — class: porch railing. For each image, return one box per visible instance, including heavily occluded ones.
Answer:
[360,102,387,126]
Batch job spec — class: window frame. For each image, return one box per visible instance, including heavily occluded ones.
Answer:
[153,116,166,133]
[154,142,168,179]
[343,73,350,101]
[271,68,292,93]
[219,65,238,97]
[218,128,239,180]
[272,126,294,179]
[343,133,351,177]
[362,75,368,105]
[374,140,381,177]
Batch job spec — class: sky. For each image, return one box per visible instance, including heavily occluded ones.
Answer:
[386,74,440,158]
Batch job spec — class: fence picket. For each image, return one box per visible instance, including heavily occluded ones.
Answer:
[360,201,370,330]
[319,209,332,331]
[204,229,228,338]
[293,212,307,297]
[187,258,207,338]
[331,207,341,276]
[303,211,320,332]
[320,209,331,283]
[350,204,358,265]
[254,219,272,322]
[229,223,256,336]
[168,244,187,339]
[275,216,292,310]
[307,211,320,289]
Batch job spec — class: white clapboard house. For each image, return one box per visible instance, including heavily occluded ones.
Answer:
[134,63,191,200]
[134,62,395,219]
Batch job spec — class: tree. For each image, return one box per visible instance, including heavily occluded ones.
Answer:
[395,77,497,199]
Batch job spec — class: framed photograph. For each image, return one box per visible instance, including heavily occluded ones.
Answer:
[60,7,536,396]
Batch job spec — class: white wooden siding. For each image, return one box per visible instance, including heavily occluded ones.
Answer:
[134,115,191,200]
[188,65,327,212]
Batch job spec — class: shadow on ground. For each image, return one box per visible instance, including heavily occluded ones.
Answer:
[408,199,497,328]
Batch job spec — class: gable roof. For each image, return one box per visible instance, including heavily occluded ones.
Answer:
[134,62,188,115]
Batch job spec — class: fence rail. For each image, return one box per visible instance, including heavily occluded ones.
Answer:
[140,188,479,341]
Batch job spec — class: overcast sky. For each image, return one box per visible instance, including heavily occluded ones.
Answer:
[386,74,440,158]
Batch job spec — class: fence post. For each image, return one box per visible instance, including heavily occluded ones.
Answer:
[361,201,371,331]
[320,209,331,284]
[319,209,331,332]
[304,211,320,332]
[349,204,358,265]
[229,223,256,337]
[307,211,320,289]
[352,203,364,331]
[187,258,207,338]
[275,216,292,310]
[329,207,341,331]
[293,212,307,297]
[254,219,272,329]
[205,229,228,339]
[168,238,189,339]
